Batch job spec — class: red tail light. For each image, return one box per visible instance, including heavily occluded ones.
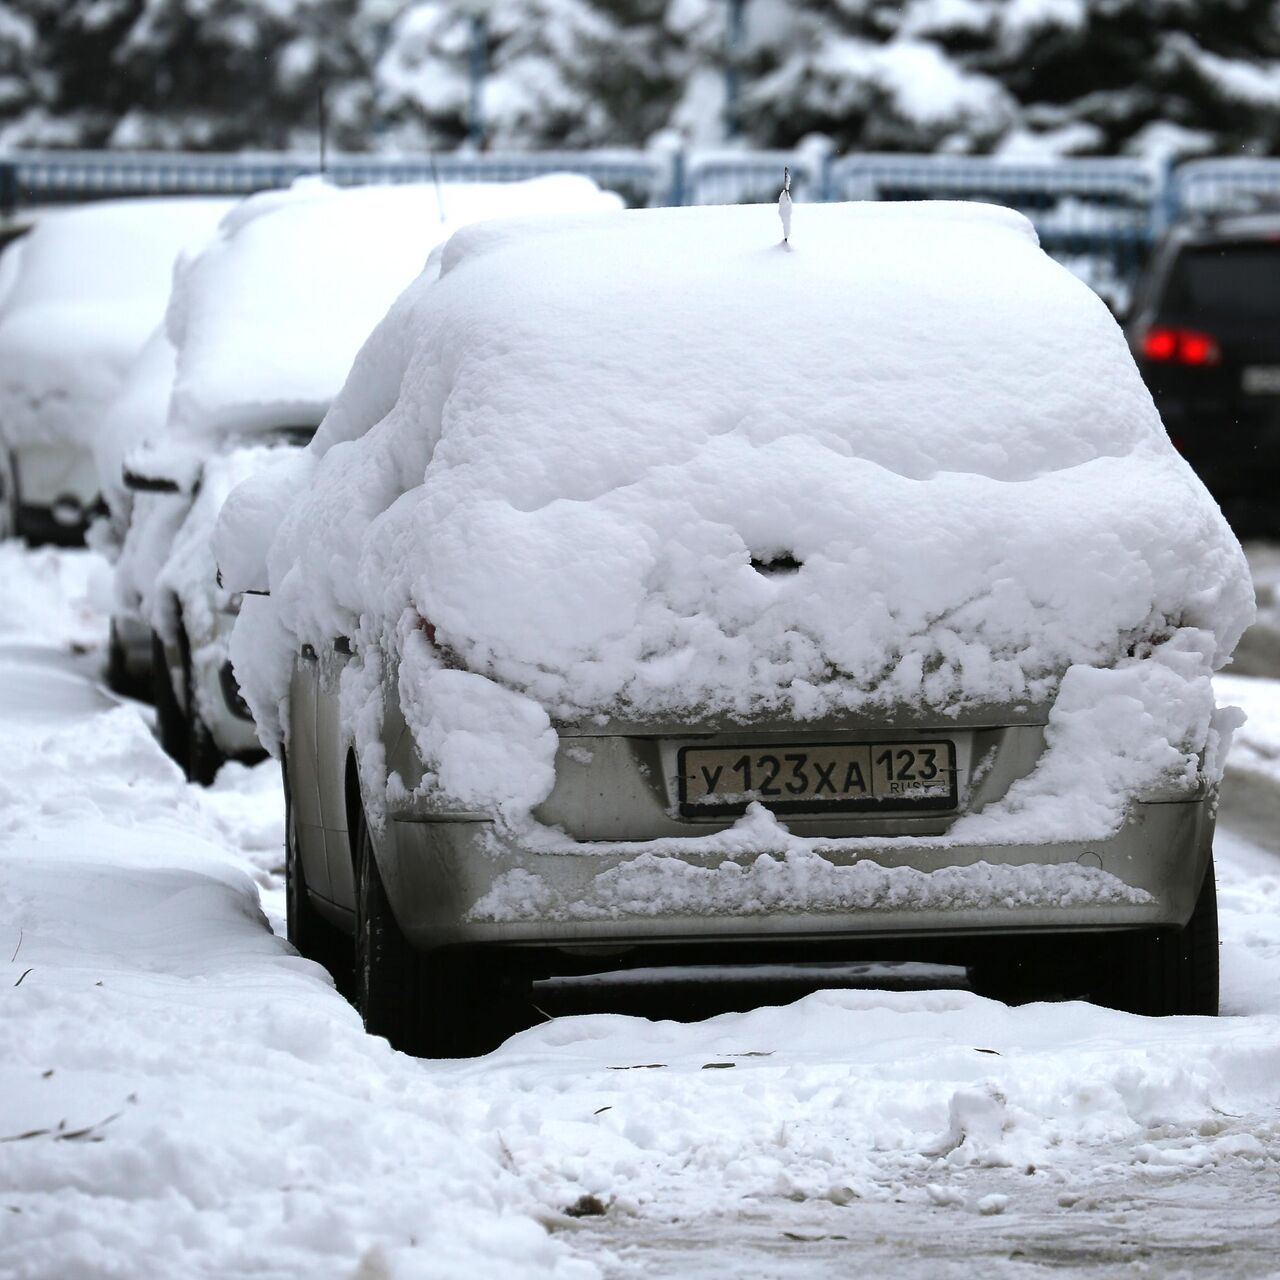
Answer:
[1179,331,1220,366]
[1141,326,1221,367]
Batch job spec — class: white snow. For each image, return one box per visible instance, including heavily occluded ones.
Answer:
[0,199,229,455]
[223,199,1252,837]
[91,326,176,541]
[122,175,621,672]
[2,543,1280,1276]
[470,837,1151,925]
[159,176,620,450]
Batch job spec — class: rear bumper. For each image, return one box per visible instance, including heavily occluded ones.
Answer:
[379,797,1214,952]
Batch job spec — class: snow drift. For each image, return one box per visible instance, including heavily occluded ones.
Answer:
[221,200,1252,831]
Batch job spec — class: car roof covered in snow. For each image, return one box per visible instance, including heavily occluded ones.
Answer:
[0,197,231,451]
[161,175,623,448]
[395,198,1153,489]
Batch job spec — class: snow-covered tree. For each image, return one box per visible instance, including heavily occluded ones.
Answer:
[740,0,1280,159]
[737,0,1014,153]
[7,0,1280,160]
[10,0,377,151]
[374,0,723,149]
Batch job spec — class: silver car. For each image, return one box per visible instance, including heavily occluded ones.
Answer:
[281,643,1217,1058]
[245,201,1240,1058]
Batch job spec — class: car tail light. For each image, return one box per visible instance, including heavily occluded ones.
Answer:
[414,613,438,645]
[1142,327,1178,361]
[1140,326,1221,367]
[1178,330,1220,366]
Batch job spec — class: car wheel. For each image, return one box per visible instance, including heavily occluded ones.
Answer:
[353,809,532,1058]
[1092,855,1219,1017]
[182,641,225,788]
[106,622,129,694]
[151,631,188,766]
[0,450,15,542]
[284,765,353,996]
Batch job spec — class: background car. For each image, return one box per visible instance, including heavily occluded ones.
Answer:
[217,199,1251,1057]
[1127,212,1280,533]
[0,197,229,545]
[121,175,622,784]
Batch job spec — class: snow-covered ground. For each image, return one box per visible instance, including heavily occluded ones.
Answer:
[3,543,1280,1279]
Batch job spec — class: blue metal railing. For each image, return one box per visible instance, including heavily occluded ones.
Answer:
[8,148,1280,303]
[0,148,671,211]
[1168,158,1280,224]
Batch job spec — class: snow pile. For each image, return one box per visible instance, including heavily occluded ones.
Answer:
[0,553,592,1280]
[0,199,228,454]
[0,542,109,652]
[225,199,1251,838]
[3,544,1280,1274]
[454,985,1280,1224]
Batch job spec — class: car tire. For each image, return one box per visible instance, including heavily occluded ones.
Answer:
[1092,855,1219,1017]
[106,622,130,695]
[284,765,353,996]
[105,620,150,700]
[151,631,188,766]
[182,637,225,788]
[353,809,532,1058]
[0,450,15,542]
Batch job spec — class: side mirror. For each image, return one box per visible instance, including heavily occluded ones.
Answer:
[122,466,182,494]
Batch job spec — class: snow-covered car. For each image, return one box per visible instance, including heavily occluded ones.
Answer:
[0,198,228,545]
[120,176,622,785]
[217,200,1254,1057]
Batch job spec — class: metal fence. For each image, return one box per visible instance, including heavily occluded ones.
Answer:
[1168,158,1280,223]
[8,147,1280,302]
[0,148,673,213]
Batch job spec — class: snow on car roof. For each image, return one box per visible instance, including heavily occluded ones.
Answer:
[162,175,623,446]
[0,198,231,451]
[224,199,1252,826]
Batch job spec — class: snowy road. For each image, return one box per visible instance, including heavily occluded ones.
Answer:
[2,545,1280,1280]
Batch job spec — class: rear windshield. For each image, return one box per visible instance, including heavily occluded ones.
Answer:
[1168,243,1280,320]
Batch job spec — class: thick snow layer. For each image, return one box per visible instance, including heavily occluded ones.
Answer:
[159,175,623,450]
[0,548,591,1280]
[126,179,619,645]
[0,199,229,454]
[4,545,1280,1276]
[127,174,620,685]
[225,199,1252,836]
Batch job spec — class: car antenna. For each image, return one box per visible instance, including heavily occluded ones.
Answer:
[428,149,447,223]
[778,166,792,247]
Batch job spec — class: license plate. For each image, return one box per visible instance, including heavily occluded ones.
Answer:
[1243,366,1280,395]
[677,740,956,817]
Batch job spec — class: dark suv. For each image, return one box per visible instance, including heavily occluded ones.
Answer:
[1127,214,1280,530]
